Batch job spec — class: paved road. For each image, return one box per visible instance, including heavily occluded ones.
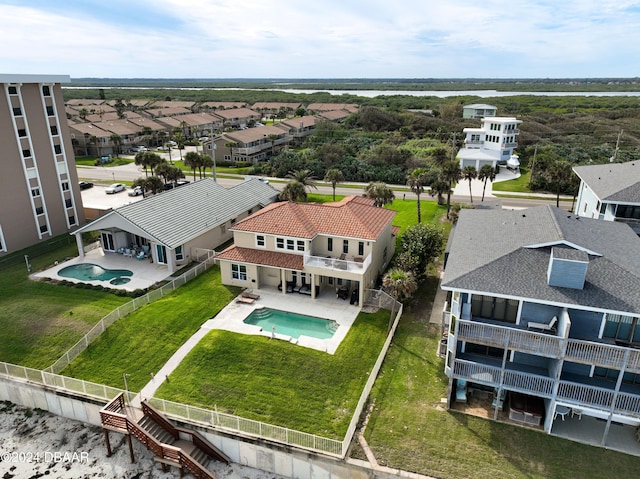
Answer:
[77,156,572,211]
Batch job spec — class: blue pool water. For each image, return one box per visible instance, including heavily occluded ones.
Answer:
[58,263,133,283]
[243,308,338,340]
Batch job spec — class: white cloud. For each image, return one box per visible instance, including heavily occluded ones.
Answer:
[1,0,640,77]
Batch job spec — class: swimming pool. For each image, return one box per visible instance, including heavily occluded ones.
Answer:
[58,263,133,283]
[243,308,338,340]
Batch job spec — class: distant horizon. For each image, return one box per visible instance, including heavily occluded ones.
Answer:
[3,1,640,78]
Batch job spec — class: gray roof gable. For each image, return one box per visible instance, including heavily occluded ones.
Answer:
[573,161,640,202]
[443,205,640,314]
[77,179,278,249]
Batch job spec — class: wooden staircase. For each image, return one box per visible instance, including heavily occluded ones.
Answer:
[100,393,230,478]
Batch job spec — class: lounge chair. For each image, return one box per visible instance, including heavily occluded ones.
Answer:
[241,291,260,300]
[527,316,558,333]
[236,296,255,304]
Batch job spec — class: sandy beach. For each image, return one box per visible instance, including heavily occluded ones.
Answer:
[0,401,284,479]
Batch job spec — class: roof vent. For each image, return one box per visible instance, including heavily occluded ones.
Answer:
[547,247,588,290]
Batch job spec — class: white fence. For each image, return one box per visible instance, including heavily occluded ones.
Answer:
[0,361,130,403]
[47,255,217,374]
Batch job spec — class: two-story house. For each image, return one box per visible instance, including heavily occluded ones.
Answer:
[207,125,288,164]
[275,115,316,145]
[216,196,397,305]
[457,116,522,171]
[462,103,497,119]
[442,205,640,454]
[573,161,640,234]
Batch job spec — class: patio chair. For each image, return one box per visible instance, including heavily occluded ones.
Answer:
[124,248,132,257]
[241,291,260,300]
[236,296,255,305]
[136,250,146,260]
[527,316,558,333]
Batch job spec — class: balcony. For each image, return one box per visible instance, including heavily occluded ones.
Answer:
[303,252,371,275]
[456,319,640,372]
[457,319,563,358]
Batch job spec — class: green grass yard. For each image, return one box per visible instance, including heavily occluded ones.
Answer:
[492,167,531,193]
[155,309,390,438]
[61,266,240,391]
[0,239,128,369]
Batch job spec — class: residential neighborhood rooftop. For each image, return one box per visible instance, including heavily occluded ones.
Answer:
[230,196,396,241]
[442,205,640,314]
[573,161,640,202]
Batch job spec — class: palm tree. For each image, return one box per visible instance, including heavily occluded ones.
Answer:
[184,151,202,181]
[134,151,149,176]
[287,169,317,192]
[324,168,344,201]
[406,168,429,223]
[141,126,153,149]
[462,165,478,203]
[278,181,307,202]
[267,133,279,157]
[132,176,165,197]
[201,155,214,178]
[173,131,184,161]
[440,161,462,217]
[364,182,395,207]
[383,268,417,301]
[225,141,237,163]
[478,164,496,202]
[110,133,122,158]
[429,179,450,205]
[545,159,574,207]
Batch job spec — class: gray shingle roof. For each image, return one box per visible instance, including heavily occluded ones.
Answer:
[77,178,278,249]
[442,205,640,314]
[573,161,640,203]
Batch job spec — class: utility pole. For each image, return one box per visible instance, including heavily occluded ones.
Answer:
[450,132,457,163]
[610,129,623,162]
[529,145,538,189]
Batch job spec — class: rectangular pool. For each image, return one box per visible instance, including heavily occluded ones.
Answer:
[243,307,338,340]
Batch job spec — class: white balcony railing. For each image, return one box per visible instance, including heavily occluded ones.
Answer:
[303,252,371,274]
[457,320,563,358]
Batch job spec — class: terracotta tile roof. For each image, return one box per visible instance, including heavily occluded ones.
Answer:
[392,225,401,236]
[212,108,260,120]
[216,245,304,271]
[231,196,395,241]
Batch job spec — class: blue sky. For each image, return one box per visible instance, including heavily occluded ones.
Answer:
[2,0,640,78]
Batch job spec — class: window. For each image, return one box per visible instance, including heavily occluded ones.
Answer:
[343,239,349,254]
[603,314,640,344]
[8,86,17,95]
[65,198,72,208]
[39,224,48,233]
[286,239,295,250]
[175,245,184,261]
[42,85,51,96]
[46,105,54,116]
[231,263,247,280]
[276,237,284,249]
[18,128,27,137]
[297,240,305,252]
[13,107,22,116]
[68,215,76,225]
[35,206,44,215]
[231,217,237,225]
[358,241,364,256]
[50,125,58,136]
[327,237,333,251]
[61,181,69,191]
[31,187,40,197]
[22,149,31,157]
[54,144,62,154]
[256,235,265,247]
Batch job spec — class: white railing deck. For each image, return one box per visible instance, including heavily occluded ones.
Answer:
[456,319,640,372]
[303,252,371,274]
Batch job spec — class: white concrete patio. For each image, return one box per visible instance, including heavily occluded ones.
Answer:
[203,288,362,354]
[32,247,172,291]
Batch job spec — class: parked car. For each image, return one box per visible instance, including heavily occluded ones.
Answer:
[157,145,170,151]
[130,146,147,153]
[105,183,126,194]
[164,180,191,190]
[128,186,143,197]
[79,181,94,190]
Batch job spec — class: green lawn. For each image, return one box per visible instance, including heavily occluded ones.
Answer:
[61,266,241,391]
[75,156,133,167]
[385,198,448,231]
[0,239,128,369]
[155,309,390,438]
[363,279,640,479]
[492,167,532,193]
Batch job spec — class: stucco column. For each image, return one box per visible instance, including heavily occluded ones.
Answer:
[167,249,176,274]
[75,233,85,260]
[311,274,316,299]
[281,269,286,295]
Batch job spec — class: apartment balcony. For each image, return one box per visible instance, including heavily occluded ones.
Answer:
[457,319,563,358]
[303,252,371,275]
[464,139,484,145]
[235,144,270,155]
[456,319,640,372]
[501,141,518,148]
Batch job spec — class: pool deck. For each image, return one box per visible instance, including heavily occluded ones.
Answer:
[204,289,361,355]
[32,248,172,291]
